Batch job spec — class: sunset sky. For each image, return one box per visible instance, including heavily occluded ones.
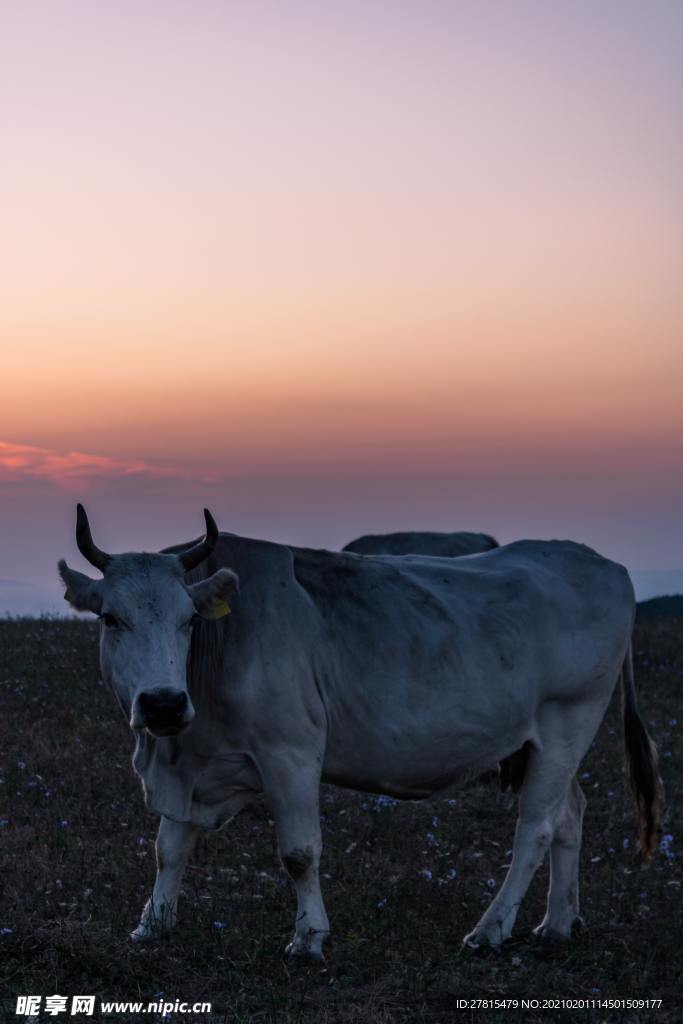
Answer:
[1,0,682,612]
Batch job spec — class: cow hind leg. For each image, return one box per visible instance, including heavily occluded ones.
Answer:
[131,817,199,942]
[533,776,586,941]
[463,700,604,949]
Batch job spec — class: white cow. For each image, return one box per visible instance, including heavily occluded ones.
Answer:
[343,530,498,557]
[59,506,662,958]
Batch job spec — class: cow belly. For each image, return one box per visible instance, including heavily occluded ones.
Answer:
[321,710,538,798]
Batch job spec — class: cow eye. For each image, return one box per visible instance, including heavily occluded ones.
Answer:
[101,612,119,629]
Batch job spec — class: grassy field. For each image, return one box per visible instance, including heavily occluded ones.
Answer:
[0,617,681,1023]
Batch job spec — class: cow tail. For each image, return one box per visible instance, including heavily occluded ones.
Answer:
[621,643,664,861]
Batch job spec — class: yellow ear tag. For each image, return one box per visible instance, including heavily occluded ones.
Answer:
[213,599,231,618]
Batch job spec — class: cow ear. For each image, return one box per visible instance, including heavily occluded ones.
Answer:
[58,560,103,614]
[187,568,239,620]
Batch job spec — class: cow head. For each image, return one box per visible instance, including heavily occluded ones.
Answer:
[58,506,238,737]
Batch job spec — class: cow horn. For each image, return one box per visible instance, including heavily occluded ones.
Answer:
[76,504,111,572]
[179,509,219,571]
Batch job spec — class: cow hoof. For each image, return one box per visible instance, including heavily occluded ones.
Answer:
[533,923,570,942]
[284,941,325,963]
[462,929,503,951]
[130,922,172,943]
[533,916,583,942]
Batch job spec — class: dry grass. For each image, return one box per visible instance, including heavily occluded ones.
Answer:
[0,617,681,1023]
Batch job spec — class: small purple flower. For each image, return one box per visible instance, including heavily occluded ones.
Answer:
[0,928,13,935]
[486,878,496,888]
[446,799,456,807]
[377,897,387,908]
[17,761,26,770]
[374,794,400,810]
[580,771,590,780]
[432,816,440,828]
[623,838,630,849]
[420,869,433,881]
[0,819,8,827]
[213,920,227,929]
[60,820,68,827]
[446,868,457,880]
[660,834,675,860]
[426,832,439,847]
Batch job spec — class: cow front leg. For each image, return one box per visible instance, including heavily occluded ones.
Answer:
[263,763,329,961]
[131,816,199,942]
[281,841,329,961]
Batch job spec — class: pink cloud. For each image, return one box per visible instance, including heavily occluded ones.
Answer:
[0,440,216,488]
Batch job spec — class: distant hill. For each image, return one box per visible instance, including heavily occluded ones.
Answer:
[636,594,683,620]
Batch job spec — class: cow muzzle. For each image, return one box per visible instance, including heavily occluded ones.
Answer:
[133,688,194,737]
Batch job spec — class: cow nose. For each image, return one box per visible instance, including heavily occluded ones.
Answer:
[139,689,187,715]
[137,689,191,735]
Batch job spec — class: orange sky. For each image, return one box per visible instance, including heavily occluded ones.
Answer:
[1,1,682,608]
